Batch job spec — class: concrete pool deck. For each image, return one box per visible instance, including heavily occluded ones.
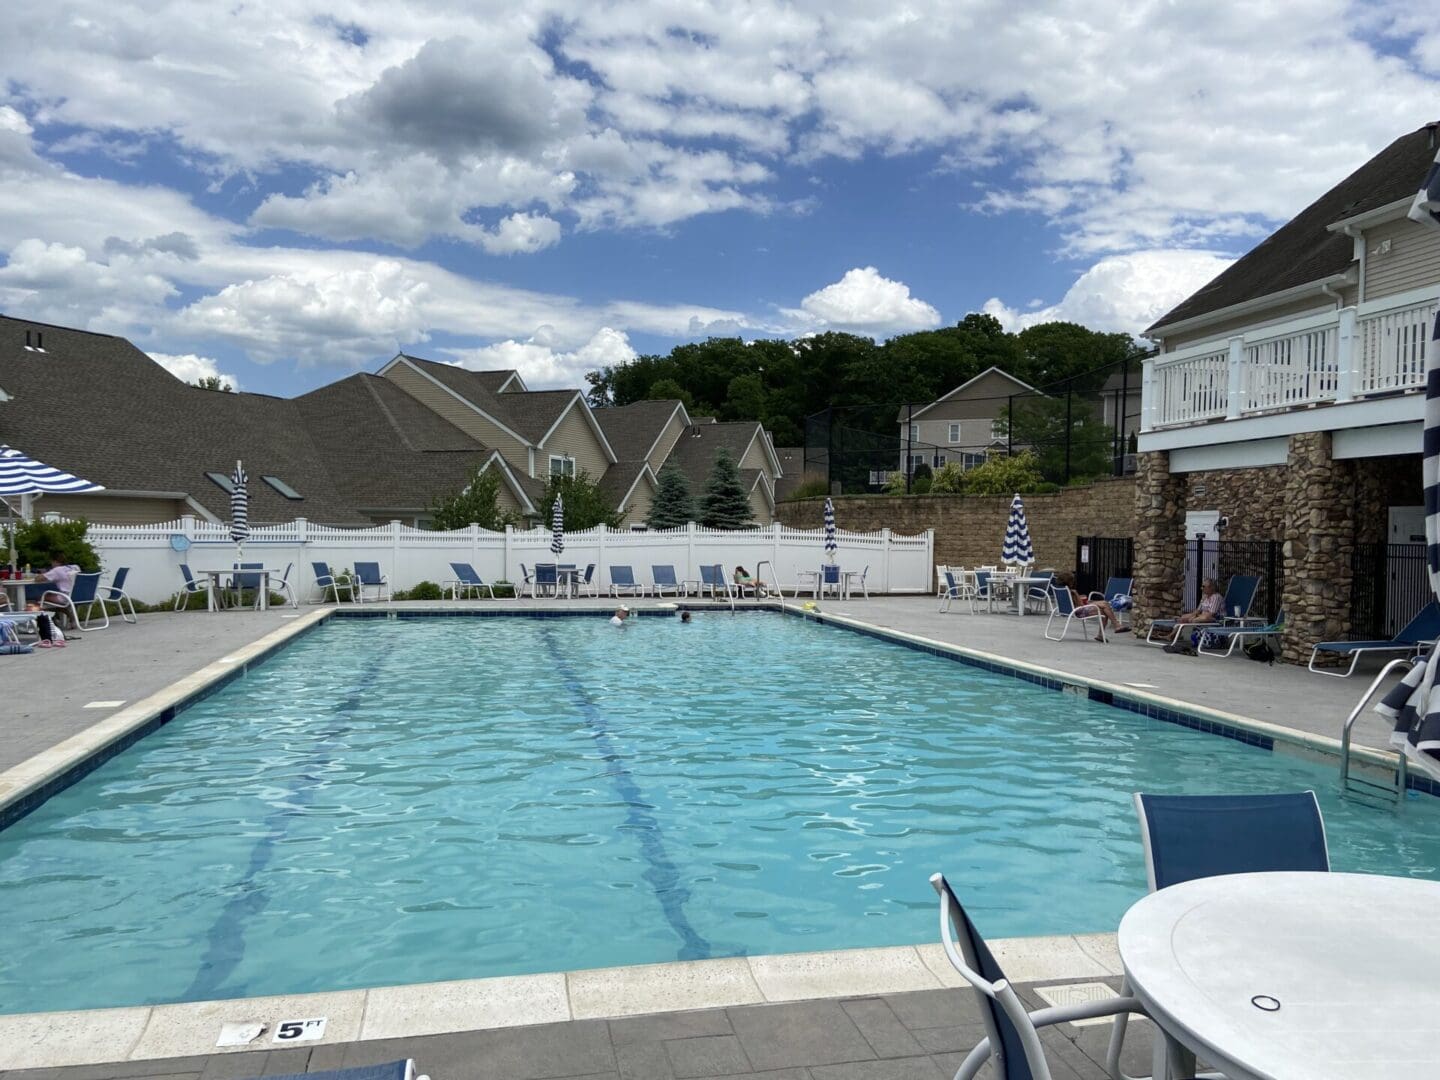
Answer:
[0,596,1411,1076]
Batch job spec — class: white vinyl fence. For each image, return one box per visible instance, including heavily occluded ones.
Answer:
[74,518,935,605]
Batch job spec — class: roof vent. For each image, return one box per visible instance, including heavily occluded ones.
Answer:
[35,331,44,353]
[21,330,44,352]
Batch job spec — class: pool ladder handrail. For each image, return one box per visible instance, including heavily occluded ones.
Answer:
[755,560,777,607]
[1339,656,1413,803]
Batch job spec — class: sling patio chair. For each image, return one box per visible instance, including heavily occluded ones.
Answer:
[938,569,973,613]
[929,873,1168,1080]
[312,562,356,603]
[445,562,495,600]
[608,564,647,598]
[176,564,221,609]
[1105,791,1328,1079]
[95,566,138,623]
[230,562,265,609]
[697,563,732,599]
[1145,574,1260,646]
[652,564,683,597]
[42,571,105,630]
[1307,601,1440,677]
[1043,583,1107,643]
[353,562,391,603]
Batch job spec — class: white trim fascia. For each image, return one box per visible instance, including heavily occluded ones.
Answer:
[537,392,619,464]
[739,424,783,476]
[1139,391,1423,453]
[748,469,776,512]
[909,366,1039,421]
[388,356,534,447]
[496,371,526,392]
[477,450,538,514]
[546,452,577,480]
[1325,197,1416,234]
[182,495,224,524]
[1147,271,1356,341]
[639,402,690,465]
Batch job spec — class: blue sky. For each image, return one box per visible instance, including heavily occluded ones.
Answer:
[1,0,1437,398]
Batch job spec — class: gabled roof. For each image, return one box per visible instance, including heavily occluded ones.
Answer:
[382,354,534,446]
[476,451,540,515]
[1148,122,1440,335]
[662,421,778,493]
[907,367,1038,421]
[593,400,689,462]
[530,392,620,464]
[597,460,656,512]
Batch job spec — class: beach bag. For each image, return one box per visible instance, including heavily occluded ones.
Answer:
[1243,638,1276,665]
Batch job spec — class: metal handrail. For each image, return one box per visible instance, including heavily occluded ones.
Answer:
[1339,657,1414,798]
[755,560,777,606]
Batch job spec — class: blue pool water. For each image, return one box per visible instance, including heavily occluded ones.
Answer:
[2,612,1438,1014]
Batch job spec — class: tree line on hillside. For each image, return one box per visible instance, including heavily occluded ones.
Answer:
[584,315,1150,447]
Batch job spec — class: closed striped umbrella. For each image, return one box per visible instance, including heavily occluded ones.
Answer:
[823,497,837,562]
[229,460,249,555]
[550,494,565,555]
[1002,493,1034,565]
[0,444,104,566]
[1376,180,1440,777]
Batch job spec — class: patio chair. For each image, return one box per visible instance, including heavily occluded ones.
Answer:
[517,563,535,599]
[578,563,598,597]
[312,561,356,603]
[929,873,1160,1080]
[938,570,972,613]
[43,571,106,630]
[936,565,952,599]
[1105,791,1329,1078]
[1044,584,1106,643]
[698,563,732,599]
[353,562,390,603]
[793,567,821,597]
[1145,574,1261,646]
[534,562,559,598]
[652,564,683,597]
[609,564,647,598]
[175,563,219,610]
[446,562,495,600]
[272,562,298,608]
[96,566,138,623]
[1023,570,1054,615]
[1196,611,1285,658]
[843,564,871,599]
[818,563,843,599]
[969,569,999,614]
[257,1059,426,1080]
[1307,601,1440,677]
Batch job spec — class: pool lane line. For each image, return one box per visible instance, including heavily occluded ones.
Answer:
[185,627,385,1001]
[538,622,713,962]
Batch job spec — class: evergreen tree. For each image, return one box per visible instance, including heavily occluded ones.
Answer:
[647,463,697,529]
[701,448,753,529]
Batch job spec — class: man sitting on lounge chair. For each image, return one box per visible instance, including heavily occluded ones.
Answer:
[1174,578,1224,627]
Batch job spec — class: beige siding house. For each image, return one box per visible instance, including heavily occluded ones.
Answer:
[898,367,1037,473]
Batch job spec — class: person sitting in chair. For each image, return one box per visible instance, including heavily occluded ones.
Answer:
[733,566,767,597]
[35,554,80,630]
[1054,571,1125,641]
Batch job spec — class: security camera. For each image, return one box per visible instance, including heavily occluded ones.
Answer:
[1216,515,1230,531]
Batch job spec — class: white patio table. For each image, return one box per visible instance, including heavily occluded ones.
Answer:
[1118,871,1440,1080]
[196,568,275,612]
[1,577,33,612]
[1010,575,1053,616]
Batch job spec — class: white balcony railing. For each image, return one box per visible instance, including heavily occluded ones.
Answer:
[1144,288,1439,432]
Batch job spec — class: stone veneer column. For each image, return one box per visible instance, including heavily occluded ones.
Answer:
[1280,431,1355,664]
[1132,450,1185,630]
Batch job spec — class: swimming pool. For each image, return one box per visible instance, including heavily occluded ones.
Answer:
[1,612,1437,1014]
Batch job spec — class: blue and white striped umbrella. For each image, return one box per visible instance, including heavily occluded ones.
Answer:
[1002,493,1034,565]
[229,460,249,553]
[1376,183,1440,777]
[550,493,565,555]
[0,444,104,496]
[823,497,837,562]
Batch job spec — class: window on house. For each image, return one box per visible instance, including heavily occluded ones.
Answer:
[549,455,576,478]
[991,418,1007,441]
[262,475,303,500]
[947,422,961,444]
[869,470,889,486]
[908,453,926,468]
[205,471,235,493]
[961,452,987,469]
[933,453,947,468]
[908,424,919,442]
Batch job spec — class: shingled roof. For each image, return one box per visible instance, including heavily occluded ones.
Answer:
[1149,123,1440,334]
[663,421,769,494]
[593,400,685,462]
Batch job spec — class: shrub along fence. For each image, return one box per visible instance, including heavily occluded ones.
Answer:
[71,518,935,605]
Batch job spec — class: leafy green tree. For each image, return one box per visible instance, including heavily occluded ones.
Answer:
[929,461,967,493]
[701,448,753,528]
[1015,322,1140,391]
[542,471,624,531]
[953,452,1047,495]
[646,378,695,411]
[4,518,101,571]
[428,466,519,531]
[999,398,1114,483]
[192,375,235,392]
[647,463,698,529]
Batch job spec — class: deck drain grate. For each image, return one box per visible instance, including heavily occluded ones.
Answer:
[1032,982,1138,1026]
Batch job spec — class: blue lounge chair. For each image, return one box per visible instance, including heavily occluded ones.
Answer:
[1146,574,1261,646]
[1105,791,1329,1073]
[609,564,647,598]
[96,566,138,623]
[652,564,682,597]
[578,563,597,597]
[312,561,356,603]
[969,569,1002,614]
[231,562,264,609]
[1196,611,1285,658]
[42,571,105,630]
[175,563,219,610]
[818,563,843,599]
[446,562,494,600]
[697,563,731,599]
[260,1060,423,1080]
[534,562,559,598]
[1044,583,1106,643]
[353,561,390,603]
[929,873,1158,1080]
[1089,575,1132,608]
[1308,602,1440,677]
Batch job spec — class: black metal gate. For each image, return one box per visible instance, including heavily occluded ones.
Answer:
[1184,538,1283,623]
[1351,543,1427,639]
[1075,536,1134,596]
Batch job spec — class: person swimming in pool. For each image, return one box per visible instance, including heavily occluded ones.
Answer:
[610,604,631,627]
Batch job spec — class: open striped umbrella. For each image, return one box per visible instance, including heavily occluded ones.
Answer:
[823,497,837,562]
[1376,177,1440,777]
[0,444,105,566]
[229,460,249,556]
[1002,493,1034,565]
[550,494,565,555]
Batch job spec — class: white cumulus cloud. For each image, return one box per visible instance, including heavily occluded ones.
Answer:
[983,250,1237,335]
[445,326,637,387]
[788,267,942,334]
[479,212,562,255]
[149,351,241,389]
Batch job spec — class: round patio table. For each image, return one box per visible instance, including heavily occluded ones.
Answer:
[1118,871,1440,1080]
